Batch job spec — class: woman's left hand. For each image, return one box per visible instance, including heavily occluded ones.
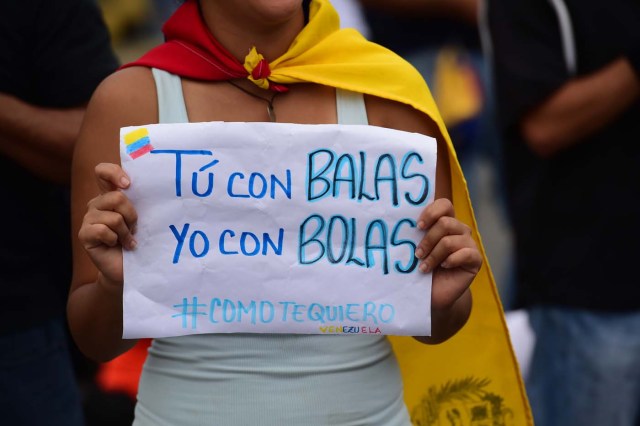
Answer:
[415,198,482,312]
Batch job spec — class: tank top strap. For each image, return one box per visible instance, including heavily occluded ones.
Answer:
[152,68,368,126]
[336,88,369,125]
[151,68,189,124]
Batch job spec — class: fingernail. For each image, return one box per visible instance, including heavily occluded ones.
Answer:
[120,176,130,187]
[415,248,424,258]
[129,239,137,250]
[419,262,430,273]
[417,221,426,230]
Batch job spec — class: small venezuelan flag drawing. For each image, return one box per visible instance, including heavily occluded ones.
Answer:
[124,127,154,159]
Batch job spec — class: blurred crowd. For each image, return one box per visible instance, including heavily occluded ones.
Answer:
[1,0,638,425]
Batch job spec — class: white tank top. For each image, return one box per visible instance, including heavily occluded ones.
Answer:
[133,69,411,426]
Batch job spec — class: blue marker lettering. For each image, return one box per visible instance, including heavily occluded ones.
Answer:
[333,154,356,199]
[292,304,306,323]
[189,230,210,258]
[262,229,284,256]
[169,223,190,264]
[391,218,418,273]
[326,305,344,322]
[248,173,267,199]
[240,232,260,256]
[365,220,390,274]
[346,217,365,266]
[209,298,222,323]
[374,154,399,207]
[307,149,334,201]
[299,215,326,264]
[271,170,292,199]
[150,149,213,197]
[279,301,295,322]
[379,304,395,323]
[326,215,349,263]
[222,299,236,323]
[345,303,359,322]
[401,152,429,206]
[219,230,238,255]
[227,172,249,198]
[260,301,275,323]
[172,296,206,329]
[238,300,257,325]
[363,302,378,324]
[191,158,219,197]
[308,303,326,323]
[358,151,375,201]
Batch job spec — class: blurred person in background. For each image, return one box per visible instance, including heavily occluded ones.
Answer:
[0,0,118,424]
[359,0,515,309]
[486,0,640,424]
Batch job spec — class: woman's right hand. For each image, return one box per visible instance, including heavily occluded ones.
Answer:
[78,162,138,285]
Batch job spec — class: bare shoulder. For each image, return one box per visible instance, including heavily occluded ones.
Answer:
[74,67,158,166]
[86,66,158,128]
[364,94,441,140]
[73,67,158,198]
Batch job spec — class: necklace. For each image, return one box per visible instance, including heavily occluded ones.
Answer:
[227,80,280,122]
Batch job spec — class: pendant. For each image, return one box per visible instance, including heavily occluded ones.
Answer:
[267,103,276,122]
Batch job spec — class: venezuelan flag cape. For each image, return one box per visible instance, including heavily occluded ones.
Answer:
[124,0,533,424]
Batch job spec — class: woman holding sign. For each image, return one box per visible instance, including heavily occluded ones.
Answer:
[69,0,484,424]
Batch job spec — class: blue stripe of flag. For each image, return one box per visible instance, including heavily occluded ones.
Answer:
[126,136,151,154]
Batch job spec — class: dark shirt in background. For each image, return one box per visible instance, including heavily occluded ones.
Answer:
[0,0,119,334]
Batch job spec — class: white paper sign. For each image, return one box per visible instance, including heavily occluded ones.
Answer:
[120,122,437,338]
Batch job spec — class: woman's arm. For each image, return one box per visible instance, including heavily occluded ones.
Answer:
[366,95,480,344]
[67,67,158,362]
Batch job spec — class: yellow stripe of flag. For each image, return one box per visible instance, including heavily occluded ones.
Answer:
[124,128,150,145]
